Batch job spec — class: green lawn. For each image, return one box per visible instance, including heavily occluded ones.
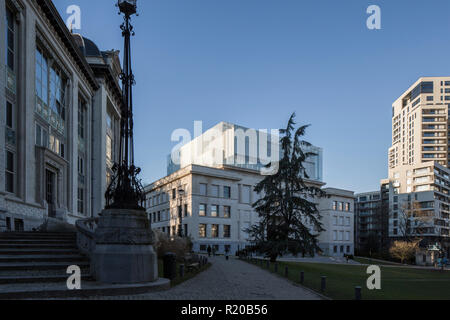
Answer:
[158,259,211,287]
[247,258,450,300]
[353,257,400,266]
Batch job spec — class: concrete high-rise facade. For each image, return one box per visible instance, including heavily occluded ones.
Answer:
[383,77,450,256]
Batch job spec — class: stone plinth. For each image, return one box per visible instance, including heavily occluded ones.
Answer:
[92,208,158,284]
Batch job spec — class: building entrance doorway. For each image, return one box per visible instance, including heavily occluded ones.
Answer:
[45,170,56,218]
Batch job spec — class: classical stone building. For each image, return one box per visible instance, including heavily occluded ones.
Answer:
[0,0,121,231]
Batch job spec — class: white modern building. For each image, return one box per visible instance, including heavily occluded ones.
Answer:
[146,122,353,256]
[317,188,355,256]
[0,0,121,231]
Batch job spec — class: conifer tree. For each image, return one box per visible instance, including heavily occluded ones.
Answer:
[247,113,325,262]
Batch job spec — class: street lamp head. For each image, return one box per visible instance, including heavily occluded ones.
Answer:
[178,188,185,197]
[118,0,137,15]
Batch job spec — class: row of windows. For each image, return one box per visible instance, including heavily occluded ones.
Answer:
[332,230,351,241]
[333,245,352,254]
[199,224,231,238]
[332,201,352,212]
[333,216,351,227]
[199,204,231,218]
[199,183,231,199]
[150,205,188,223]
[156,224,188,238]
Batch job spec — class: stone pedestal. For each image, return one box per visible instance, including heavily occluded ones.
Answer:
[92,208,158,284]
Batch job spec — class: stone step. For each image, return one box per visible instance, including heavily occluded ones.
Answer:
[0,255,89,263]
[0,248,79,255]
[0,278,170,299]
[0,233,76,239]
[0,261,90,271]
[0,274,93,284]
[0,243,77,250]
[0,266,91,277]
[0,239,76,245]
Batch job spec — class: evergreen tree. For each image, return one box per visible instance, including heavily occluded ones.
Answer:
[247,113,325,262]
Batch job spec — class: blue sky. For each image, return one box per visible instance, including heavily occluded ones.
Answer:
[55,0,450,193]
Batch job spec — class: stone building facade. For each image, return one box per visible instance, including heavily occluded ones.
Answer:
[0,0,121,231]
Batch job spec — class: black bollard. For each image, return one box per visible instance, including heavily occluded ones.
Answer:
[266,261,270,269]
[179,264,185,278]
[321,276,327,292]
[274,263,278,273]
[285,266,289,278]
[163,252,177,280]
[300,271,304,284]
[355,286,362,300]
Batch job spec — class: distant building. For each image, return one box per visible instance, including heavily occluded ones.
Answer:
[354,191,389,254]
[0,0,121,231]
[318,188,355,256]
[146,122,353,256]
[167,122,323,182]
[382,77,450,257]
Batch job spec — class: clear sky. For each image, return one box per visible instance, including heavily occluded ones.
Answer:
[55,0,450,193]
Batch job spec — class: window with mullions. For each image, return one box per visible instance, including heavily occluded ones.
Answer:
[35,48,48,106]
[5,151,14,193]
[77,187,84,215]
[35,47,67,135]
[5,6,15,92]
[5,7,14,70]
[49,66,66,119]
[5,100,15,146]
[78,101,85,140]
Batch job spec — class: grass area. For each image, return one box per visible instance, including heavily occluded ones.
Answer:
[158,259,211,287]
[246,258,450,300]
[353,257,400,266]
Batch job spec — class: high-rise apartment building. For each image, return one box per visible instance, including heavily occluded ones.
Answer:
[384,77,450,254]
[389,77,450,179]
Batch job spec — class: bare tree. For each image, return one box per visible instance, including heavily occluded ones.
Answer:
[396,200,432,242]
[389,240,420,264]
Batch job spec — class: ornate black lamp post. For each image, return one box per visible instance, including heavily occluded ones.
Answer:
[105,0,144,210]
[92,0,160,285]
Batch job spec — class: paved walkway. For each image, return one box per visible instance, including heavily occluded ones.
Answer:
[89,256,323,300]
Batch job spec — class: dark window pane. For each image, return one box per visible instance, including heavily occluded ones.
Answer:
[5,172,13,193]
[6,101,13,128]
[6,151,14,172]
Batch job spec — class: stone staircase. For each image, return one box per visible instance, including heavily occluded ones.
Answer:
[0,232,91,287]
[0,232,169,299]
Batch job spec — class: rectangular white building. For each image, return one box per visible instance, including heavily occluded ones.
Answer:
[146,122,354,256]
